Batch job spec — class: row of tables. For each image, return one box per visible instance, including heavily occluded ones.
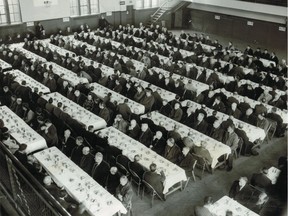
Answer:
[181,100,266,143]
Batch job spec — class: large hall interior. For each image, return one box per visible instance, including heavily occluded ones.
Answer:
[0,0,287,216]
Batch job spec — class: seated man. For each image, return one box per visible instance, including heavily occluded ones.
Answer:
[177,147,196,177]
[229,177,252,205]
[162,138,181,164]
[129,155,145,179]
[192,112,208,135]
[79,147,94,174]
[143,163,166,200]
[193,141,213,167]
[106,166,120,196]
[116,175,133,212]
[222,124,239,171]
[91,152,110,187]
[194,196,214,216]
[250,167,272,190]
[151,131,166,155]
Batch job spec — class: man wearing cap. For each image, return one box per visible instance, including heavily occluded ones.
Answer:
[91,152,110,187]
[163,138,181,163]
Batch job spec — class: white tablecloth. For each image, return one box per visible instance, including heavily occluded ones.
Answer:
[34,147,127,216]
[41,39,76,57]
[9,43,47,63]
[266,166,281,185]
[5,69,51,94]
[152,67,209,96]
[213,88,288,124]
[141,111,231,168]
[99,127,187,194]
[90,82,145,114]
[41,92,107,130]
[210,196,259,216]
[0,106,47,154]
[44,62,89,86]
[181,100,266,142]
[0,59,12,71]
[238,79,286,96]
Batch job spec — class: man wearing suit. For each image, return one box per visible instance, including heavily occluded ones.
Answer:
[193,141,213,166]
[222,125,239,171]
[169,102,183,122]
[192,113,208,135]
[41,119,58,147]
[129,155,145,179]
[79,147,94,174]
[194,196,214,216]
[210,96,226,113]
[73,90,86,106]
[250,168,272,190]
[177,147,196,177]
[159,99,172,116]
[140,88,155,112]
[116,176,134,211]
[117,99,132,120]
[162,138,181,164]
[229,177,252,205]
[151,131,166,155]
[207,120,225,142]
[143,163,166,200]
[70,136,85,165]
[98,102,111,123]
[226,102,242,119]
[138,123,153,147]
[91,152,110,187]
[127,119,140,139]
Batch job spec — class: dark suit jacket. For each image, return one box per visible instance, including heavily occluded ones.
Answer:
[163,144,181,163]
[177,153,195,177]
[151,137,166,155]
[229,181,252,204]
[138,129,153,147]
[127,124,140,139]
[91,161,110,187]
[192,120,208,135]
[79,153,94,174]
[129,161,145,179]
[144,171,165,196]
[194,206,213,216]
[251,173,272,189]
[71,145,85,165]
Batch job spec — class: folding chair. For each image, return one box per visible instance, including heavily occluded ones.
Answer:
[128,162,142,196]
[191,153,210,179]
[141,179,165,207]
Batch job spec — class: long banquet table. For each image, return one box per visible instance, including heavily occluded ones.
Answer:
[9,43,47,62]
[99,127,187,194]
[210,196,259,216]
[0,58,12,71]
[34,147,127,216]
[0,106,47,154]
[181,100,266,143]
[44,62,89,86]
[152,67,210,96]
[5,69,51,94]
[141,111,231,169]
[213,88,288,124]
[90,82,146,114]
[41,92,107,130]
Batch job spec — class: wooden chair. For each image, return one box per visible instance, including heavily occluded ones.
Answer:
[128,162,142,196]
[141,179,165,207]
[183,159,197,189]
[191,153,210,179]
[116,155,130,177]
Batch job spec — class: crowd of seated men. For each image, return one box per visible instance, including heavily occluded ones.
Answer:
[0,20,287,213]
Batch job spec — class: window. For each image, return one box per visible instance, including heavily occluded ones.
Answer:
[70,0,100,16]
[8,0,20,23]
[0,0,6,24]
[90,0,99,14]
[80,0,89,15]
[143,0,151,8]
[151,0,159,7]
[70,0,79,16]
[0,0,21,25]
